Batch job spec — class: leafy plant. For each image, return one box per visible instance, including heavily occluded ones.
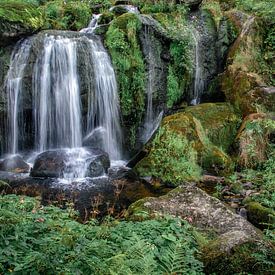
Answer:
[0,194,204,274]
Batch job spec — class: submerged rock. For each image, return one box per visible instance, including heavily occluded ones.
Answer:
[30,148,110,178]
[0,155,30,173]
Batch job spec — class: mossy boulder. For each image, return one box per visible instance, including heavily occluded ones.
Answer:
[127,184,273,274]
[201,231,273,274]
[236,114,275,168]
[185,103,241,151]
[246,201,275,229]
[135,103,239,185]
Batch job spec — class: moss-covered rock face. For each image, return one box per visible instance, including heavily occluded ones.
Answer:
[105,13,146,152]
[0,1,44,46]
[135,103,240,185]
[185,103,241,151]
[221,11,274,115]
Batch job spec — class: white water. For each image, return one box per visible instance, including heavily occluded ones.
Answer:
[5,39,32,154]
[191,30,204,105]
[80,14,102,34]
[33,35,82,151]
[109,5,139,14]
[141,24,163,143]
[87,37,123,160]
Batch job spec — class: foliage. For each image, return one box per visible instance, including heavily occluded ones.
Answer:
[235,0,274,21]
[153,7,193,108]
[238,118,275,169]
[105,13,146,150]
[0,0,44,30]
[40,0,91,30]
[136,127,202,186]
[0,194,204,274]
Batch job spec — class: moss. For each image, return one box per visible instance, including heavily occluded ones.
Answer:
[201,238,272,274]
[39,0,91,31]
[246,201,275,229]
[0,0,44,31]
[135,107,237,185]
[105,13,146,151]
[185,103,241,152]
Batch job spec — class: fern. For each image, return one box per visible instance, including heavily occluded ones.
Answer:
[157,238,204,274]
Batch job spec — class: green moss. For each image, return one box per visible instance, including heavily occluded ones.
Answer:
[246,201,275,229]
[135,105,238,185]
[105,13,146,151]
[0,0,44,30]
[135,127,202,186]
[202,239,273,274]
[185,103,241,152]
[39,0,91,30]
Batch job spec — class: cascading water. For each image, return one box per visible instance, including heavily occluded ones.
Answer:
[3,15,124,179]
[140,21,163,144]
[80,14,102,34]
[33,35,82,151]
[85,37,123,161]
[190,30,204,105]
[5,39,32,154]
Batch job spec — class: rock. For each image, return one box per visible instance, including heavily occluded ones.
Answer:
[110,5,139,15]
[127,184,272,274]
[201,230,270,274]
[30,148,110,178]
[135,103,239,185]
[246,201,275,230]
[86,152,110,177]
[127,184,258,237]
[181,0,202,9]
[0,155,30,173]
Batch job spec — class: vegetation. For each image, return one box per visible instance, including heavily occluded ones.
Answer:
[0,0,44,30]
[0,194,204,274]
[105,13,146,150]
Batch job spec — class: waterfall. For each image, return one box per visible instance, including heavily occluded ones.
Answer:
[140,21,163,144]
[190,30,204,105]
[5,39,32,154]
[85,36,122,161]
[80,14,102,34]
[33,35,82,151]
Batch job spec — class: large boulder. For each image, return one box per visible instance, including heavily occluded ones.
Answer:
[0,155,30,173]
[135,103,240,185]
[30,148,110,178]
[127,184,273,274]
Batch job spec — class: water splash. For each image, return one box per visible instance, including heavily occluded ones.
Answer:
[5,39,32,154]
[33,35,82,151]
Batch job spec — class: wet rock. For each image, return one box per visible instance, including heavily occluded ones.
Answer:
[110,5,139,15]
[0,155,30,173]
[86,152,110,177]
[30,148,110,178]
[181,0,202,9]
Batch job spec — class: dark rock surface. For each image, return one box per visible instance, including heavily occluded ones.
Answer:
[30,148,110,178]
[0,155,30,173]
